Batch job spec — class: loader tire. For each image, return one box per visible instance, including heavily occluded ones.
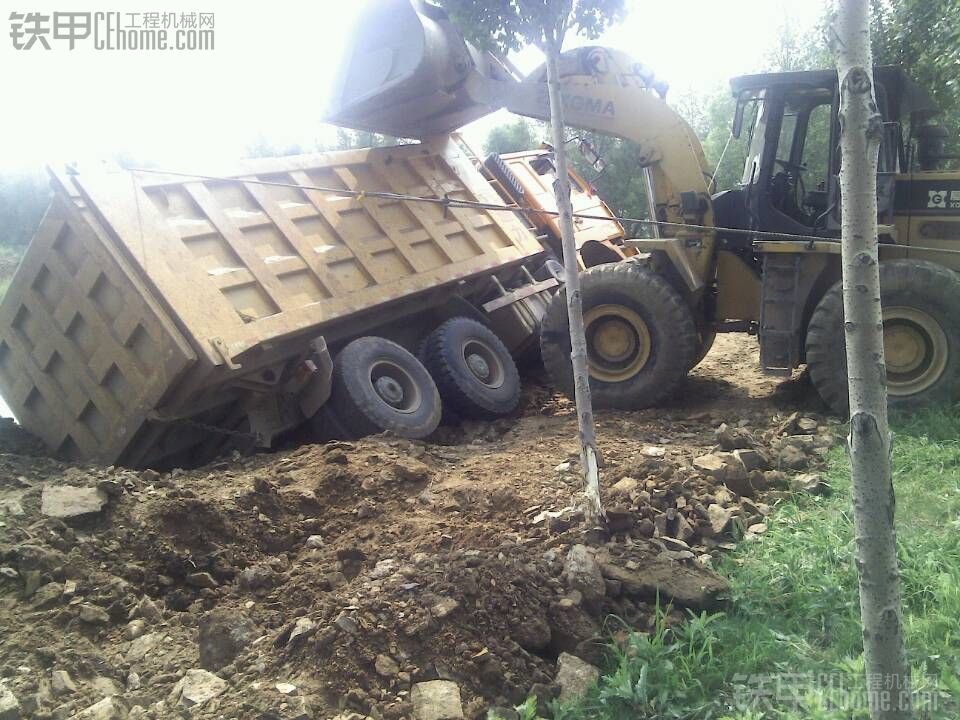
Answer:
[421,317,521,419]
[806,259,960,415]
[540,263,698,409]
[330,337,442,439]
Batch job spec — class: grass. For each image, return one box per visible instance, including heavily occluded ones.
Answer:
[539,407,960,720]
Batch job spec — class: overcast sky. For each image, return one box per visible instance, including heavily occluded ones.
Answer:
[0,0,827,172]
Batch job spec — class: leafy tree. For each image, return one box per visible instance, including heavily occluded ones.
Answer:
[483,117,544,155]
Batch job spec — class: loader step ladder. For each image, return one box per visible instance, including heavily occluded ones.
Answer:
[759,253,803,376]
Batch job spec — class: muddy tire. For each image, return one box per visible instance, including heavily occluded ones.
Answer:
[330,337,442,439]
[540,263,698,409]
[692,329,717,369]
[421,317,521,419]
[806,260,960,415]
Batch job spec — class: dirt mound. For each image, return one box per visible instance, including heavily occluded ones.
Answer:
[0,335,836,719]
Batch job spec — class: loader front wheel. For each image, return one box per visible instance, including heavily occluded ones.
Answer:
[330,337,442,439]
[805,259,960,415]
[540,263,698,409]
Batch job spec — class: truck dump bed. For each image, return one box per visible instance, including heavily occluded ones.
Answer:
[0,137,544,467]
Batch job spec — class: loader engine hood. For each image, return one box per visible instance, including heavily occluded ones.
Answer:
[326,0,501,138]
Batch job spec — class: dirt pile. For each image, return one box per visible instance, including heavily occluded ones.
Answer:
[0,336,836,720]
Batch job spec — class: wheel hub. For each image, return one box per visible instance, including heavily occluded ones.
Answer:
[882,306,949,396]
[466,353,491,382]
[369,360,421,414]
[583,304,651,382]
[374,376,405,406]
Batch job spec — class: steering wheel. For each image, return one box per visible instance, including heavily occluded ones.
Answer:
[775,158,807,174]
[772,159,809,221]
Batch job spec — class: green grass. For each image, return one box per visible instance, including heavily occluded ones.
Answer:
[543,407,960,720]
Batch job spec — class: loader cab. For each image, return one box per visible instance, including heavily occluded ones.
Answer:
[721,67,934,245]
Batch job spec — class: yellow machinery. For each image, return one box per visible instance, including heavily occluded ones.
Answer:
[329,0,960,414]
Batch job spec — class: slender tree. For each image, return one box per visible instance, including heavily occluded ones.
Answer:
[443,0,623,526]
[827,2,910,718]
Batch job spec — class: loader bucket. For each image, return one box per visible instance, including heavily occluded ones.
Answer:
[327,0,496,138]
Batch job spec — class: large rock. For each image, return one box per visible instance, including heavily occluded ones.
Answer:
[0,684,19,720]
[411,680,463,720]
[199,611,258,670]
[126,632,163,662]
[69,697,128,720]
[706,504,734,535]
[41,485,107,519]
[600,558,729,610]
[168,669,228,707]
[554,653,599,702]
[562,545,605,610]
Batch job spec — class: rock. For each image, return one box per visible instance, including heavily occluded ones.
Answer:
[90,677,123,698]
[692,453,725,477]
[673,513,695,542]
[715,423,753,450]
[562,545,605,610]
[554,461,572,474]
[0,567,16,580]
[334,612,359,635]
[124,619,147,640]
[305,535,324,549]
[287,617,317,645]
[199,611,258,671]
[600,558,729,610]
[411,680,463,720]
[375,654,400,678]
[510,611,552,652]
[777,412,801,435]
[126,632,163,662]
[797,417,819,433]
[431,597,459,619]
[275,683,297,695]
[70,697,128,720]
[79,603,110,625]
[96,479,123,497]
[641,446,666,458]
[130,596,162,623]
[126,673,141,691]
[732,448,768,472]
[186,572,218,589]
[32,582,63,608]
[168,669,227,707]
[779,446,808,470]
[790,472,825,494]
[554,653,599,702]
[609,477,638,496]
[747,523,768,535]
[370,559,399,580]
[237,565,276,592]
[41,485,107,519]
[706,504,733,535]
[51,670,77,696]
[724,469,766,499]
[0,685,19,720]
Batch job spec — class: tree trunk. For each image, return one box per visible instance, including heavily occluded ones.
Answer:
[543,34,604,527]
[829,2,910,718]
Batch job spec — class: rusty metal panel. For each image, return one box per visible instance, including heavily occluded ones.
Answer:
[499,150,624,246]
[70,137,544,365]
[0,194,195,464]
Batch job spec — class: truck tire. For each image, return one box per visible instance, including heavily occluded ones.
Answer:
[329,337,442,439]
[806,259,960,415]
[540,263,698,409]
[421,317,521,419]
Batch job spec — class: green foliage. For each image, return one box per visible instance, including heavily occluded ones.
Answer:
[551,407,960,720]
[440,0,625,52]
[871,0,960,140]
[484,118,546,156]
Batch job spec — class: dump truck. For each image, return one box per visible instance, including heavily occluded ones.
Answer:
[330,0,960,415]
[0,135,626,468]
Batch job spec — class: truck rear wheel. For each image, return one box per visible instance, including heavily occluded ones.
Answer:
[540,263,698,409]
[329,337,442,439]
[805,259,960,415]
[421,317,521,419]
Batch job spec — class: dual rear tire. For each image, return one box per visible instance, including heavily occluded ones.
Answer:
[327,318,521,439]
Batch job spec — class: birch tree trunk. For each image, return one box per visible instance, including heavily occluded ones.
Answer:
[829,2,910,717]
[543,31,604,527]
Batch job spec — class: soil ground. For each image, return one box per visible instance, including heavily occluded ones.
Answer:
[0,334,837,720]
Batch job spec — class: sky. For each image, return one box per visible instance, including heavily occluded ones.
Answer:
[0,0,827,173]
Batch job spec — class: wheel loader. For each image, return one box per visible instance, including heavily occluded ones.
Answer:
[329,0,960,414]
